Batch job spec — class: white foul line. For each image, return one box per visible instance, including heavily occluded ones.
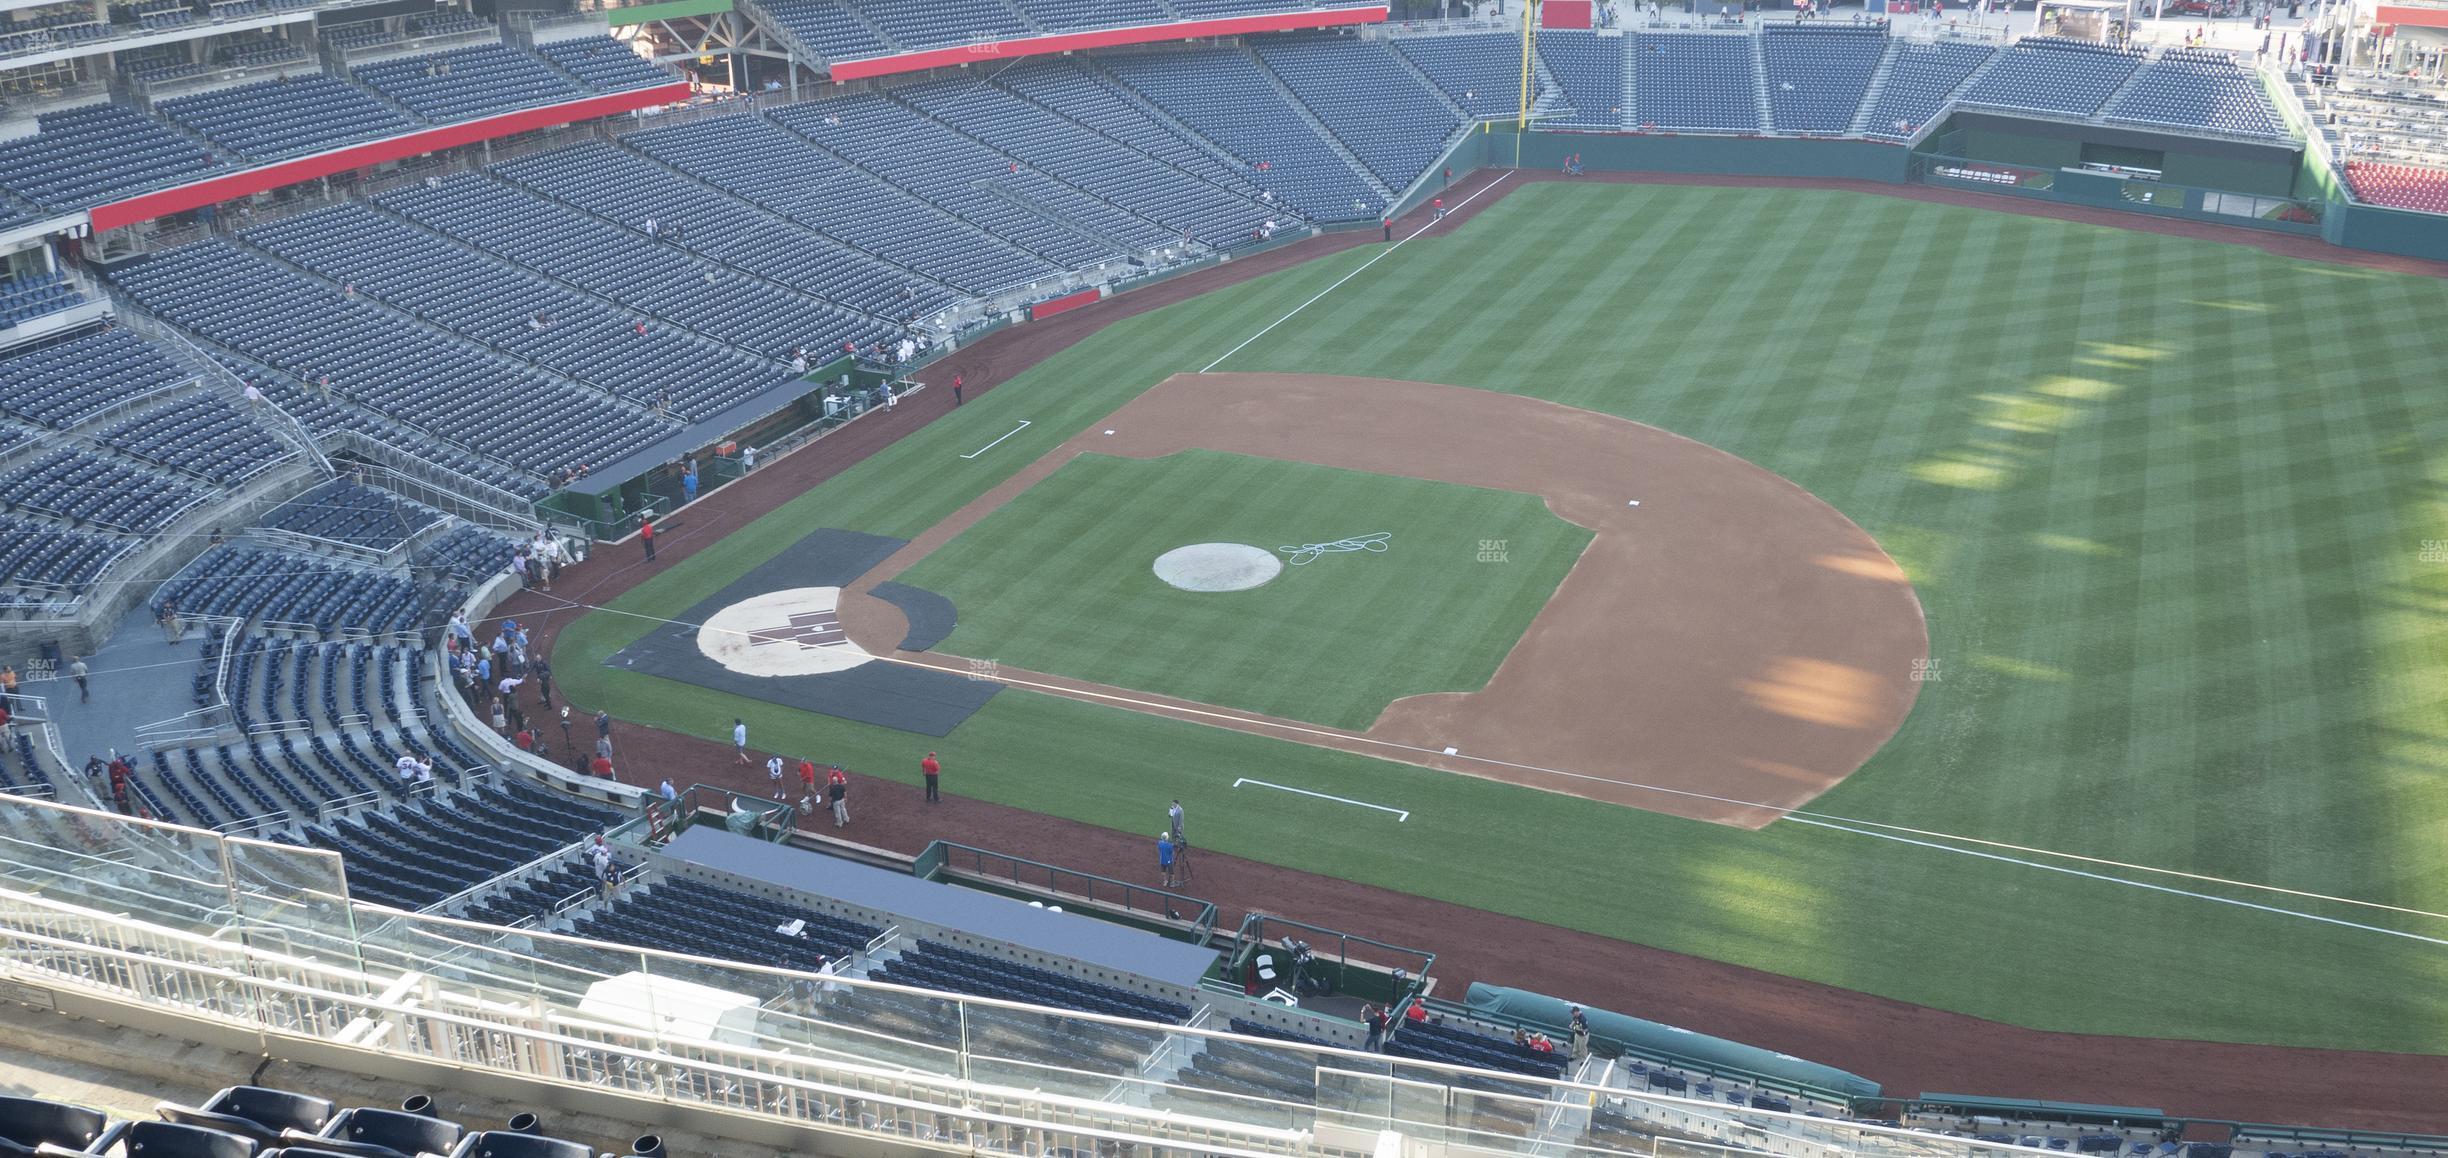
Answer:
[1233,778,1407,821]
[1200,172,1515,374]
[1783,817,2448,949]
[959,420,1032,460]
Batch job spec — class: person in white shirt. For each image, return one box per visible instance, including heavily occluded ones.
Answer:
[732,718,749,764]
[395,754,421,785]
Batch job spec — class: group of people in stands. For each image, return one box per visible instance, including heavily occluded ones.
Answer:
[81,752,148,819]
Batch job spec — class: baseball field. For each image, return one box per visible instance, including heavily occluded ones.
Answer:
[550,177,2448,1061]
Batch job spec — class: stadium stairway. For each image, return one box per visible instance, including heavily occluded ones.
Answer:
[219,222,681,419]
[2094,51,2157,123]
[1618,36,1637,131]
[1384,41,1472,121]
[1243,46,1396,206]
[1751,32,1773,130]
[1846,40,1905,135]
[353,191,809,372]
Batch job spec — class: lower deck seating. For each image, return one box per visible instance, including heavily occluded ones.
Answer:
[876,940,1191,1024]
[2346,161,2448,212]
[299,781,621,910]
[561,875,881,979]
[159,543,446,635]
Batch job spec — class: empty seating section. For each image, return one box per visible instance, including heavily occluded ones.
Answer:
[380,174,883,359]
[998,59,1269,204]
[104,240,665,480]
[0,103,216,211]
[535,36,673,92]
[2106,49,2281,137]
[0,271,80,325]
[1010,0,1171,32]
[624,115,1058,294]
[1634,33,1756,132]
[1392,33,1530,120]
[305,782,622,909]
[1257,38,1460,187]
[320,20,397,51]
[1959,37,2142,117]
[460,856,606,927]
[1387,1019,1566,1079]
[98,396,288,485]
[240,203,791,415]
[220,34,308,67]
[489,142,954,322]
[408,11,489,37]
[420,523,519,581]
[1762,25,1886,133]
[262,480,446,551]
[2346,161,2448,212]
[353,43,582,122]
[877,940,1192,1023]
[1104,48,1380,219]
[894,74,1271,247]
[0,328,191,428]
[771,96,1149,262]
[754,0,889,61]
[565,877,881,978]
[157,75,415,161]
[0,446,209,533]
[1861,40,1992,138]
[163,543,442,632]
[122,51,207,85]
[1184,1029,1323,1102]
[853,0,1029,51]
[0,515,134,613]
[1538,31,1623,129]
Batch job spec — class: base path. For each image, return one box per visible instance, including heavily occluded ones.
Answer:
[504,167,2448,1132]
[837,373,1928,827]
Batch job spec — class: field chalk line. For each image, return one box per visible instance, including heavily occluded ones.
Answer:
[561,597,2448,939]
[1783,817,2448,949]
[1201,172,1514,374]
[1234,778,1408,821]
[959,419,1032,460]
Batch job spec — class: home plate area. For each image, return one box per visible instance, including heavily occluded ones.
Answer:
[606,528,995,737]
[697,587,869,677]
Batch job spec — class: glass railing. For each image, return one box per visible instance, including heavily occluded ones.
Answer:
[0,795,2063,1158]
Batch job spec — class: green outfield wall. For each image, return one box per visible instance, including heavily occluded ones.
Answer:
[1500,115,2448,263]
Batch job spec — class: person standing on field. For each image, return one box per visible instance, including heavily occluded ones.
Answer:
[921,751,940,803]
[827,766,849,827]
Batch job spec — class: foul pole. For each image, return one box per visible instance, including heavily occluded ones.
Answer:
[1514,0,1541,168]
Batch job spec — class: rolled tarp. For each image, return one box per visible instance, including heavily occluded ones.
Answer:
[1463,982,1881,1100]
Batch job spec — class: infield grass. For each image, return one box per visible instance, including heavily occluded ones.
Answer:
[893,450,1591,729]
[557,182,2448,1054]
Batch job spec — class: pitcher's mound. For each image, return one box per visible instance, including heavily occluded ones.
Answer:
[1154,543,1282,592]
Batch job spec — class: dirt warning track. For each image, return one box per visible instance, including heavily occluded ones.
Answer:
[836,372,1929,827]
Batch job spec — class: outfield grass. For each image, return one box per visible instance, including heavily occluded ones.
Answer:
[894,450,1591,729]
[556,183,2448,1053]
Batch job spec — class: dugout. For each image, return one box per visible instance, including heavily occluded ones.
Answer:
[1464,983,1881,1102]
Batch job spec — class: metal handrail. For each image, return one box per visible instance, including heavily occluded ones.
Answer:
[213,809,294,838]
